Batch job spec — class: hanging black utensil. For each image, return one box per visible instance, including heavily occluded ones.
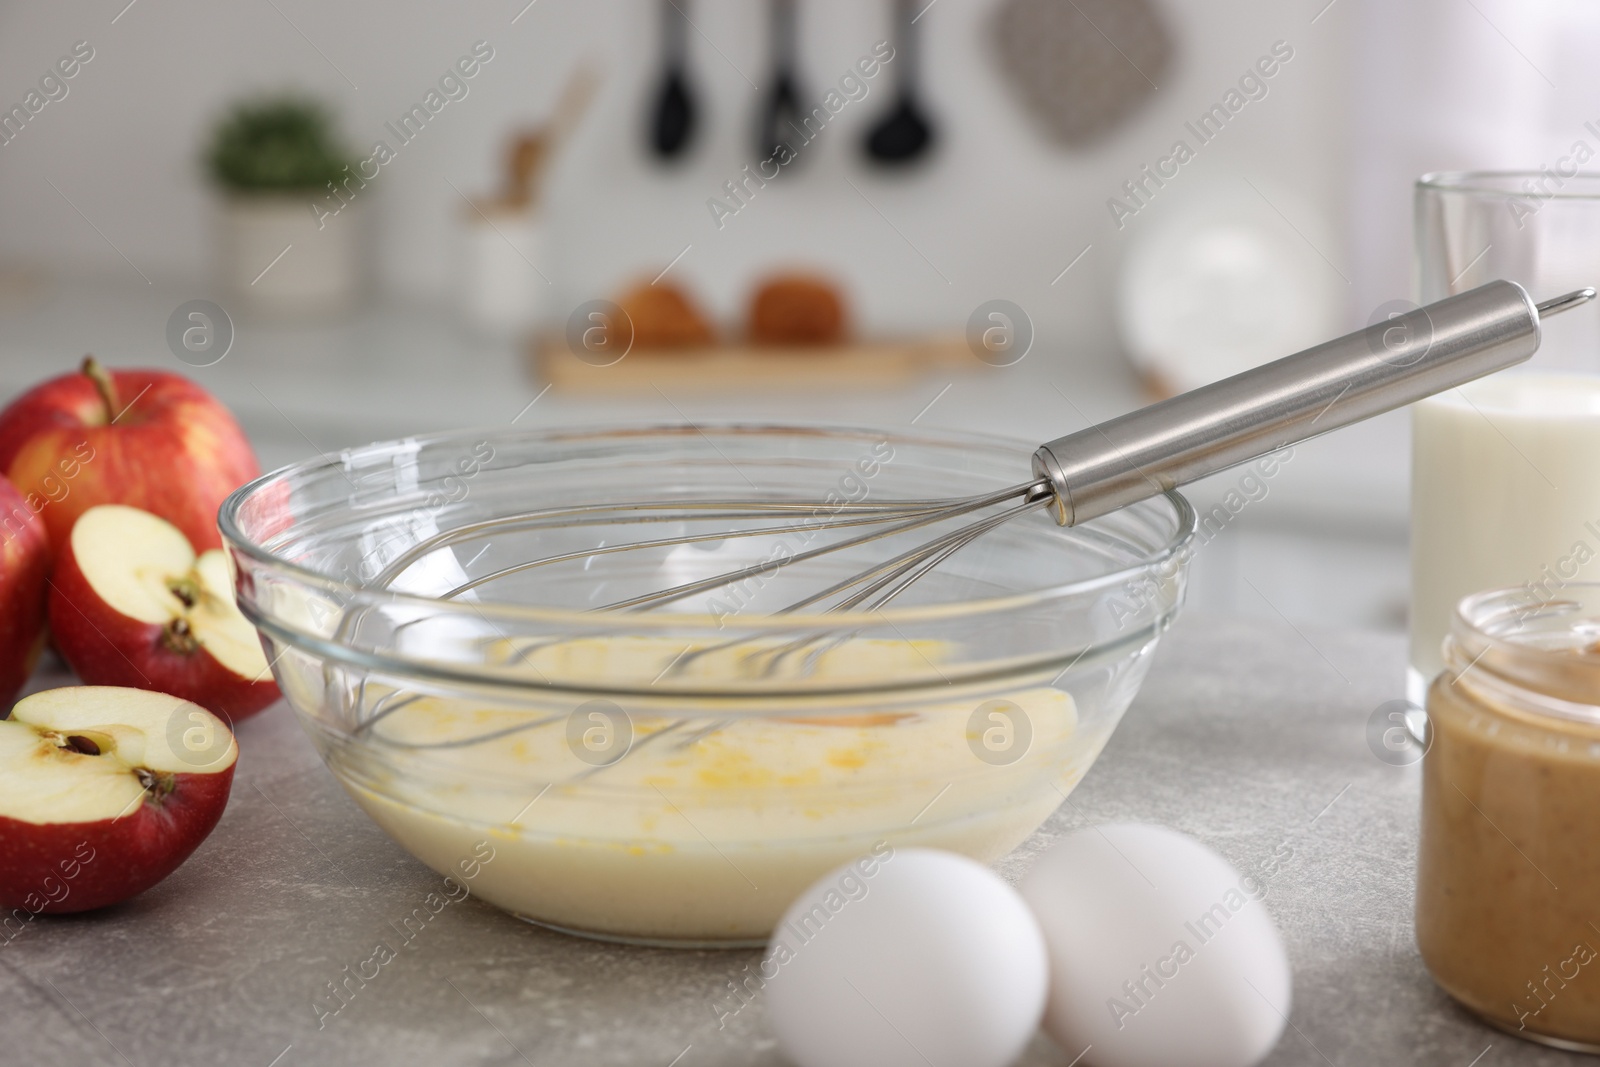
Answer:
[649,0,698,159]
[757,0,807,168]
[865,0,936,165]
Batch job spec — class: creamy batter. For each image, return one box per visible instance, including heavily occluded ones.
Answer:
[314,636,1096,944]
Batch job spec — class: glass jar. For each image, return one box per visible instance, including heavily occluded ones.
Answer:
[1418,584,1600,1050]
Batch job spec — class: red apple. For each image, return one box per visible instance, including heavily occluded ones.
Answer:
[0,686,236,914]
[49,504,279,722]
[0,475,50,708]
[0,356,259,552]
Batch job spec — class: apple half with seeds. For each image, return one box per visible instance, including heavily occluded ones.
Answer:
[0,687,237,913]
[49,504,280,722]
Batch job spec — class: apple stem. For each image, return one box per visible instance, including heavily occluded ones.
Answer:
[81,356,119,424]
[136,768,175,803]
[162,618,200,655]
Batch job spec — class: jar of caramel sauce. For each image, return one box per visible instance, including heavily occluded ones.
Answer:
[1418,585,1600,1050]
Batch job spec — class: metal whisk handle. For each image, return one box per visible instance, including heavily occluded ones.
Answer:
[1031,280,1596,526]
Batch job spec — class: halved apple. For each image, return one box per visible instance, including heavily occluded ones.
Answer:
[49,504,280,722]
[0,686,237,913]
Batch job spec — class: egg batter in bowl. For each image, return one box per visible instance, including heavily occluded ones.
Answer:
[223,425,1194,945]
[318,638,1090,943]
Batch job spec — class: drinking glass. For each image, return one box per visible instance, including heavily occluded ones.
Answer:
[1410,172,1600,701]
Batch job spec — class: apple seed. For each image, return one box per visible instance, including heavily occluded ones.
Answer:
[167,577,199,609]
[43,730,108,756]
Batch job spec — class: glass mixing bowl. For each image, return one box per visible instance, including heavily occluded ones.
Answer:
[220,424,1196,946]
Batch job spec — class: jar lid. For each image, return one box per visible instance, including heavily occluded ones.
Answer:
[1448,585,1600,718]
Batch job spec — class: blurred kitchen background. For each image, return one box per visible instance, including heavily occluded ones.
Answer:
[2,0,1598,634]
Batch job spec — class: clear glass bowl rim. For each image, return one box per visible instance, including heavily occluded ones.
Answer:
[218,421,1199,635]
[1417,170,1600,200]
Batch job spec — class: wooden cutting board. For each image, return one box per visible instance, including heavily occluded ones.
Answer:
[531,335,972,392]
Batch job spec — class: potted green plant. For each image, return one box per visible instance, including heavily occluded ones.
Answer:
[205,96,360,316]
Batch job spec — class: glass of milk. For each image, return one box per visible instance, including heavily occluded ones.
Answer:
[1410,172,1600,700]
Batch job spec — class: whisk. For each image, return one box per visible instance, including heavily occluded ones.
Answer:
[355,281,1591,748]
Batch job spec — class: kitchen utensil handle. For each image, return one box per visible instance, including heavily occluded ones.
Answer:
[1032,280,1595,526]
[771,0,797,65]
[664,0,688,61]
[894,0,918,90]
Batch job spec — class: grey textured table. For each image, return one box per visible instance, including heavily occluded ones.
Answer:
[0,614,1585,1067]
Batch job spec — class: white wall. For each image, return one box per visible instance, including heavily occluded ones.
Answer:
[1349,0,1600,316]
[0,0,1353,340]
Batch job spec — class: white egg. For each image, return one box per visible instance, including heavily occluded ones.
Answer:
[765,847,1049,1067]
[1019,823,1291,1067]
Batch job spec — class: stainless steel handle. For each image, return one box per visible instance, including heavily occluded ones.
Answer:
[1031,280,1596,526]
